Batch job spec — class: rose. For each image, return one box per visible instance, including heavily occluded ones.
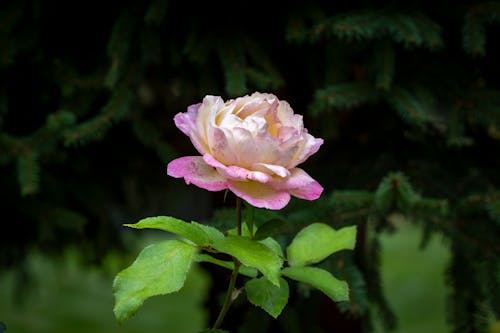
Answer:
[167,92,324,210]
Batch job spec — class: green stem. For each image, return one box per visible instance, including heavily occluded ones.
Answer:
[236,197,242,236]
[212,197,242,329]
[248,204,254,238]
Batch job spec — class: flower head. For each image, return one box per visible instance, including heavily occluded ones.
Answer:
[167,92,323,209]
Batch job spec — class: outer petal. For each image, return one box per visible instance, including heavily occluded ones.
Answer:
[167,156,228,192]
[271,168,323,200]
[203,154,271,183]
[173,104,210,155]
[280,134,323,169]
[174,103,199,137]
[293,135,323,167]
[228,180,291,210]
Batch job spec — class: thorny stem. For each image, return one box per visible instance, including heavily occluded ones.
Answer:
[212,197,242,329]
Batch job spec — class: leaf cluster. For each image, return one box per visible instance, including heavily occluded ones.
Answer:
[113,216,357,331]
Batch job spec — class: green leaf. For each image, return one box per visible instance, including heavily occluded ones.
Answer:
[198,329,229,333]
[125,216,211,246]
[254,218,287,240]
[227,222,253,238]
[287,224,357,266]
[113,240,197,322]
[246,277,289,318]
[212,235,283,285]
[191,221,225,244]
[194,253,258,278]
[282,266,349,302]
[259,237,284,258]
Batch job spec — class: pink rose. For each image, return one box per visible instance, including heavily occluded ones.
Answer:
[167,92,324,210]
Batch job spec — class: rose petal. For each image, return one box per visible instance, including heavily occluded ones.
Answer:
[174,105,210,155]
[253,163,291,178]
[202,154,271,183]
[174,103,199,137]
[228,180,291,210]
[202,153,226,169]
[207,127,237,165]
[226,166,271,183]
[167,156,228,192]
[271,168,323,200]
[280,134,323,169]
[291,135,323,168]
[276,100,303,130]
[228,127,280,167]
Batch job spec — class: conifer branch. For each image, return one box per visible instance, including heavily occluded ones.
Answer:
[385,86,428,126]
[144,0,169,26]
[311,11,442,49]
[64,86,133,146]
[330,191,374,211]
[373,39,395,90]
[132,116,175,161]
[311,82,380,115]
[244,39,284,90]
[219,41,247,97]
[105,9,138,88]
[17,150,40,196]
[463,2,500,56]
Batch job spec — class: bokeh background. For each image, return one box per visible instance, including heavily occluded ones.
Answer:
[1,1,499,332]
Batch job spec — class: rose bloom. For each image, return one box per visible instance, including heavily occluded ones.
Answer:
[167,92,323,210]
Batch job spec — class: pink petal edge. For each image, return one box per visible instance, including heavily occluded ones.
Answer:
[271,167,323,200]
[167,156,228,192]
[228,180,291,210]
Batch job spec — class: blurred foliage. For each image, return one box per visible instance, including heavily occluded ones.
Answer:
[0,235,211,333]
[374,216,451,333]
[0,0,499,332]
